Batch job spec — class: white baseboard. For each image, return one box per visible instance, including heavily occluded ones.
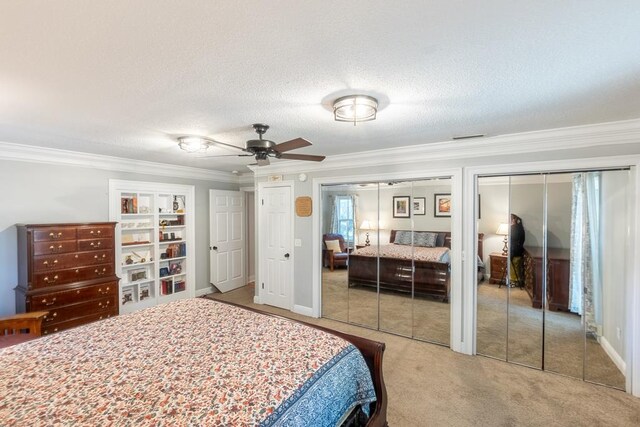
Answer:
[600,335,626,375]
[292,304,315,318]
[195,286,213,297]
[253,295,262,304]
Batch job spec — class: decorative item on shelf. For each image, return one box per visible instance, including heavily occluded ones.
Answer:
[122,289,134,305]
[159,267,170,277]
[174,195,186,213]
[139,284,150,300]
[125,255,134,265]
[496,223,509,256]
[130,269,147,282]
[169,262,182,275]
[360,220,372,246]
[174,281,186,292]
[333,94,378,125]
[173,196,179,212]
[139,206,149,214]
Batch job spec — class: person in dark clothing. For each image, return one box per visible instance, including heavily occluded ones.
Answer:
[509,214,525,286]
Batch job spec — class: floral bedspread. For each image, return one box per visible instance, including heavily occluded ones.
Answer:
[353,243,450,263]
[0,298,375,426]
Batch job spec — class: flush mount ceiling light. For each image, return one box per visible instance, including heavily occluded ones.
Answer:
[177,136,212,153]
[333,95,378,125]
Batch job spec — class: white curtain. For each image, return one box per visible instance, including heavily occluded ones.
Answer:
[324,195,338,234]
[569,172,602,333]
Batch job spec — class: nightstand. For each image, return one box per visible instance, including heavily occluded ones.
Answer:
[489,252,507,285]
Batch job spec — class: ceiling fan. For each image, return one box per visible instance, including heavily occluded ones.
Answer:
[194,124,326,166]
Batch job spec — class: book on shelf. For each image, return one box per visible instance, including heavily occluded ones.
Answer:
[174,280,186,292]
[161,280,173,295]
[121,196,138,214]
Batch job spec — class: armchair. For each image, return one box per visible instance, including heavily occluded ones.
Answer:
[322,233,350,271]
[0,311,48,349]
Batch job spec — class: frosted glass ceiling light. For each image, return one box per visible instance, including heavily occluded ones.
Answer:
[178,136,211,153]
[333,95,378,125]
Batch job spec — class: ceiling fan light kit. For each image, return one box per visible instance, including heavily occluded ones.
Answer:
[177,136,211,153]
[333,95,378,125]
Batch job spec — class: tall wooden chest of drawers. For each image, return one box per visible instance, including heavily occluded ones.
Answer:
[15,222,120,335]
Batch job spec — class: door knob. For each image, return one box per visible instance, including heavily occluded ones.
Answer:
[284,253,290,259]
[212,246,218,250]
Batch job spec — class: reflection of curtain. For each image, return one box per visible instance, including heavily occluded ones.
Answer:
[325,195,338,234]
[569,173,602,333]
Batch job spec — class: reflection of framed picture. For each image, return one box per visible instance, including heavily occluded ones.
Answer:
[393,196,411,218]
[413,197,426,215]
[434,193,451,217]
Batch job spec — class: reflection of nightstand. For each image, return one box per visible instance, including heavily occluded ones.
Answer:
[355,244,367,249]
[489,252,507,285]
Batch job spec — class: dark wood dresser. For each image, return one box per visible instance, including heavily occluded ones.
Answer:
[523,246,570,312]
[489,252,507,285]
[15,223,119,335]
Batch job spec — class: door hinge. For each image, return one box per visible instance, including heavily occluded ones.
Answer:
[261,199,264,205]
[262,282,265,289]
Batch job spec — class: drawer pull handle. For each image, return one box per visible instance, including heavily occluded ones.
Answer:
[98,286,110,294]
[94,267,107,276]
[43,259,59,267]
[90,230,102,235]
[48,245,62,252]
[42,297,57,306]
[54,328,58,332]
[75,269,80,274]
[49,232,63,239]
[90,241,102,247]
[45,312,58,322]
[43,275,59,283]
[98,301,110,307]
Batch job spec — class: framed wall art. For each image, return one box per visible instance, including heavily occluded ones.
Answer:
[434,193,451,217]
[393,196,411,218]
[412,197,426,215]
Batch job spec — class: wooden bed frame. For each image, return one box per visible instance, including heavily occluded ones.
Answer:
[213,299,388,427]
[347,231,484,302]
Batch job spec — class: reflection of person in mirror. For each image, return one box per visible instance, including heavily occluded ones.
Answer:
[510,214,525,287]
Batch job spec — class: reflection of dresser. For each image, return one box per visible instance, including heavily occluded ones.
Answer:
[523,247,570,312]
[15,223,120,335]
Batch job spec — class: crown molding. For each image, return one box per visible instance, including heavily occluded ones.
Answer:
[0,141,239,183]
[253,117,640,177]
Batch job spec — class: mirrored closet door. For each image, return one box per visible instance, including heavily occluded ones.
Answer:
[477,169,631,389]
[321,177,454,347]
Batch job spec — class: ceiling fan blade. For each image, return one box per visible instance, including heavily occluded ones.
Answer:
[278,153,326,162]
[272,137,312,153]
[256,157,270,166]
[195,154,253,159]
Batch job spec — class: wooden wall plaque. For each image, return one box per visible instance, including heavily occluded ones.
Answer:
[295,196,312,217]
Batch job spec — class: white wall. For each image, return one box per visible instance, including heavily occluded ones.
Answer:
[0,159,238,316]
[246,192,255,281]
[477,179,572,268]
[601,170,629,363]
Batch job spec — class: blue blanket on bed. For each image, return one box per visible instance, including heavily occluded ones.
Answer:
[260,345,377,427]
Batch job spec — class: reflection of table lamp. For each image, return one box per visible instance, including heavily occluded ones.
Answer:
[496,223,509,256]
[360,220,372,246]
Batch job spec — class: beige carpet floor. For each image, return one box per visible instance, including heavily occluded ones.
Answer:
[208,283,640,427]
[324,268,625,389]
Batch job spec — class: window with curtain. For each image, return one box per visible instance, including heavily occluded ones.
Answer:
[336,196,354,243]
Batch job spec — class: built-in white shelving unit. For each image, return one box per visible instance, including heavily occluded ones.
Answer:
[109,180,195,314]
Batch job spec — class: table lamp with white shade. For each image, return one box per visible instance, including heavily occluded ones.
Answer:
[360,220,372,246]
[496,223,509,255]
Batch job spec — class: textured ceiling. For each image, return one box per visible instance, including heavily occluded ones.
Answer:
[1,1,639,172]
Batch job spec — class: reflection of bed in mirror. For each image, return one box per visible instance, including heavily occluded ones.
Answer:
[347,231,484,302]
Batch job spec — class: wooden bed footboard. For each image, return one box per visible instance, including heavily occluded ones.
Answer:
[348,254,450,301]
[211,299,388,427]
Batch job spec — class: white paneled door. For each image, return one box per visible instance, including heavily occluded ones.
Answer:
[210,190,245,292]
[259,185,293,310]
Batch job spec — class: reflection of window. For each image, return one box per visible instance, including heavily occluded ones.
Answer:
[336,196,354,243]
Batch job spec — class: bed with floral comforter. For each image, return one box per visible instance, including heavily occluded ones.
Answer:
[0,298,376,426]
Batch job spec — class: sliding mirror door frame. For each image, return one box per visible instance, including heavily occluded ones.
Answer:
[464,155,640,396]
[311,168,465,351]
